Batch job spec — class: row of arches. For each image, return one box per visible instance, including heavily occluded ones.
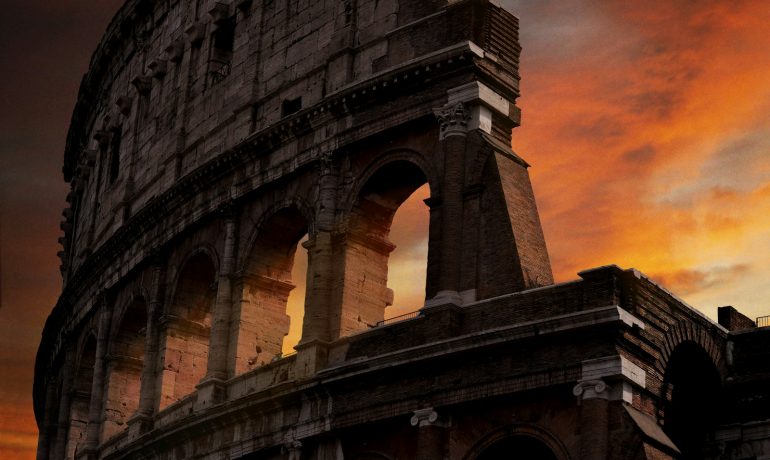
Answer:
[53,158,433,457]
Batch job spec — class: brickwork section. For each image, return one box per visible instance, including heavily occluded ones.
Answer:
[718,305,756,331]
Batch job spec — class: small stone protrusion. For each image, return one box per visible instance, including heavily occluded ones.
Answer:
[131,76,152,96]
[208,3,231,25]
[165,39,185,63]
[83,149,97,167]
[94,129,110,148]
[116,96,132,116]
[184,22,206,47]
[148,59,168,79]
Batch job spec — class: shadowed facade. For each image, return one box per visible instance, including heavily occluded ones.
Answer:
[34,1,769,459]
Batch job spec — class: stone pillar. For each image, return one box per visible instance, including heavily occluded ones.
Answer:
[303,151,337,344]
[411,407,447,460]
[132,255,165,431]
[84,298,113,455]
[459,185,482,301]
[207,205,238,379]
[199,205,237,405]
[52,351,75,460]
[427,103,470,307]
[573,379,610,460]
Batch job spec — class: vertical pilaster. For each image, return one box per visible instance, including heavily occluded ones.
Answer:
[84,297,113,455]
[573,379,610,460]
[206,204,238,380]
[427,102,470,307]
[133,254,165,430]
[411,408,448,460]
[198,204,237,406]
[302,151,338,344]
[53,351,75,460]
[459,185,482,301]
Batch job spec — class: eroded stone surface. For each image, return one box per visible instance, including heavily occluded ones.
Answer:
[34,1,769,460]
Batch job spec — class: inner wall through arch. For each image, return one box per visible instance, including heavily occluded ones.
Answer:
[283,183,431,354]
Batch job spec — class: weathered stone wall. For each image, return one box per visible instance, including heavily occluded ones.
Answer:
[36,1,768,459]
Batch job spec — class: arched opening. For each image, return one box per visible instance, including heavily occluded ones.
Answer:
[102,299,147,440]
[65,335,96,460]
[159,252,216,409]
[235,207,309,373]
[383,182,430,319]
[337,160,430,336]
[285,234,309,355]
[476,435,559,460]
[662,341,722,459]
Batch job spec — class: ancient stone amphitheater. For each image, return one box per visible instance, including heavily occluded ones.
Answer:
[35,1,769,459]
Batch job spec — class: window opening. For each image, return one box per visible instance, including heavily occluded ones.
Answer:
[281,97,302,117]
[209,16,235,85]
[109,127,122,184]
[383,183,430,320]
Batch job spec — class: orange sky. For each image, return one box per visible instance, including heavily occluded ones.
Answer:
[2,1,770,458]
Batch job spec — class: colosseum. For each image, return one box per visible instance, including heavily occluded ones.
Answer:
[34,0,770,459]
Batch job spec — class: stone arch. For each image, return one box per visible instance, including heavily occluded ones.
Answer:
[239,197,315,272]
[108,287,151,336]
[342,149,440,211]
[165,244,220,313]
[334,156,433,338]
[158,250,217,409]
[660,339,723,459]
[102,295,148,440]
[463,423,571,460]
[232,203,311,374]
[655,320,724,377]
[65,332,98,460]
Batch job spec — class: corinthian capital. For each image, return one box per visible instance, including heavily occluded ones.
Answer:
[434,102,471,139]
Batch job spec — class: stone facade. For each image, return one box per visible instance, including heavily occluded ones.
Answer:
[34,1,769,459]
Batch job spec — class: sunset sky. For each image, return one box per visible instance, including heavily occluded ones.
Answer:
[2,1,770,458]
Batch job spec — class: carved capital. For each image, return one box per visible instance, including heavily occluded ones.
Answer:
[282,430,303,460]
[410,408,439,427]
[217,200,237,220]
[434,102,471,139]
[573,379,610,400]
[319,151,335,176]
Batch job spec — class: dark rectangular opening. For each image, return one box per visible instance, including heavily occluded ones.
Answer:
[281,97,302,117]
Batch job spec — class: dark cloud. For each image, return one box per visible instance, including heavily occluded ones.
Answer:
[622,144,657,163]
[0,1,124,457]
[627,89,683,119]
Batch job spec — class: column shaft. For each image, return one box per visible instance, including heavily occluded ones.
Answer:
[136,261,164,418]
[580,398,609,459]
[206,214,237,380]
[437,133,467,295]
[302,152,337,343]
[52,350,75,459]
[84,301,113,450]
